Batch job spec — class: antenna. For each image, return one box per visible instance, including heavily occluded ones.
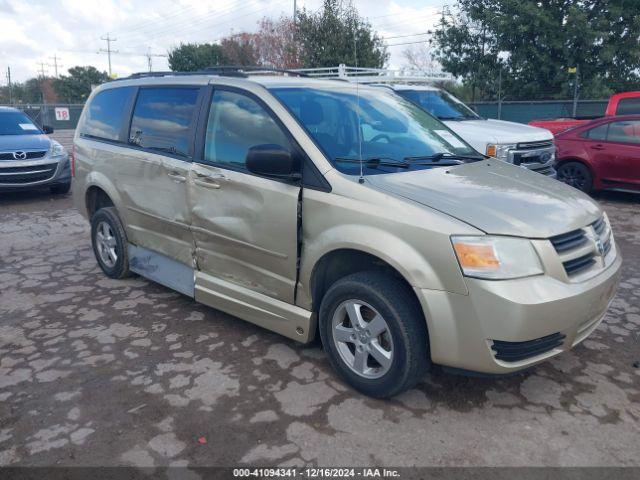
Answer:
[351,5,364,184]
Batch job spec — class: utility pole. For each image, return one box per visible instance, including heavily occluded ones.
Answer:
[49,54,63,77]
[36,61,47,79]
[293,0,297,24]
[497,66,502,120]
[6,67,12,105]
[572,65,580,118]
[99,33,118,77]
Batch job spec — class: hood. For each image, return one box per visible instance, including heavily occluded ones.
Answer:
[366,160,601,238]
[443,119,553,152]
[0,134,51,152]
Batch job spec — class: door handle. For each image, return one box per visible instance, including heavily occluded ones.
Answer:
[193,178,221,189]
[167,171,187,183]
[590,144,606,150]
[194,171,226,180]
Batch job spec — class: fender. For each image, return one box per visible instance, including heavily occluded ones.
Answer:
[299,223,469,310]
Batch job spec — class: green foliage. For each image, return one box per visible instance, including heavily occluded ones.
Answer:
[434,0,640,100]
[296,0,388,68]
[168,43,227,71]
[0,78,44,104]
[53,66,110,103]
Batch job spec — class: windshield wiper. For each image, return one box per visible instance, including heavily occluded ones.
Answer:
[404,152,485,163]
[334,156,410,169]
[147,146,190,158]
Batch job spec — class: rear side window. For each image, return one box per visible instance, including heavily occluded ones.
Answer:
[615,97,640,115]
[607,120,640,144]
[583,124,609,140]
[82,87,135,141]
[129,87,200,157]
[203,90,291,168]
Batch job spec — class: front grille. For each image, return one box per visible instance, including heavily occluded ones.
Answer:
[549,215,613,279]
[517,140,554,149]
[530,165,556,176]
[491,332,566,362]
[550,229,588,253]
[562,253,596,275]
[0,163,57,184]
[0,150,47,160]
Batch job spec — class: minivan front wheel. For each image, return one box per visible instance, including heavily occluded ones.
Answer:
[91,207,131,279]
[319,271,430,398]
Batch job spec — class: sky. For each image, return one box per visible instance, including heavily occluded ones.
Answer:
[0,0,446,84]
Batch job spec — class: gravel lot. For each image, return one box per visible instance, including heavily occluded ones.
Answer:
[0,130,638,468]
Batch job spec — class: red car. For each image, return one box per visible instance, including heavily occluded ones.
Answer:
[555,115,640,193]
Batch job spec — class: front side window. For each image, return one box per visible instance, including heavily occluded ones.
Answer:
[82,87,135,141]
[204,90,291,168]
[0,111,42,136]
[398,89,479,120]
[271,86,479,176]
[607,120,640,144]
[129,87,200,157]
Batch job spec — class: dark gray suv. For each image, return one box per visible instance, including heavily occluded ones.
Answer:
[0,107,71,194]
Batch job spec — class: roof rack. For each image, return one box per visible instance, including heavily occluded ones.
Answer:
[292,64,453,85]
[111,66,310,82]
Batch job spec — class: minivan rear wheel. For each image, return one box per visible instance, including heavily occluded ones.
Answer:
[91,207,131,279]
[319,271,430,398]
[557,162,593,193]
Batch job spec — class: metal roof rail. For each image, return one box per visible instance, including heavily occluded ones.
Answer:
[293,64,453,85]
[111,66,310,82]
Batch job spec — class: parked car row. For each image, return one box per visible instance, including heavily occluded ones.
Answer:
[70,69,620,397]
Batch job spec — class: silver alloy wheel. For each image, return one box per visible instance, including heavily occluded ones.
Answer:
[331,300,394,379]
[96,221,118,268]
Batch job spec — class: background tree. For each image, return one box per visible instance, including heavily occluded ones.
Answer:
[168,43,226,71]
[0,78,44,104]
[402,44,437,72]
[256,16,301,68]
[434,0,640,100]
[53,66,109,103]
[219,33,260,66]
[296,0,388,68]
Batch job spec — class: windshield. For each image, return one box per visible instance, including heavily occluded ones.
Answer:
[398,89,479,121]
[271,87,480,176]
[0,111,42,135]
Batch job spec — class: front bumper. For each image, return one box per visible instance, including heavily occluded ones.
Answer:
[416,252,622,374]
[0,155,70,191]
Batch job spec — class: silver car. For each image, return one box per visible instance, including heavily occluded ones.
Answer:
[72,71,621,397]
[0,107,70,194]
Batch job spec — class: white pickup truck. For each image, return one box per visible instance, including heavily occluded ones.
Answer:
[387,85,557,176]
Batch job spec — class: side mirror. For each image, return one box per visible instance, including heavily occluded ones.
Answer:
[42,125,54,134]
[246,144,300,179]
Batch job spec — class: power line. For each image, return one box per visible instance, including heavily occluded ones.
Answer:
[48,54,63,77]
[99,34,118,77]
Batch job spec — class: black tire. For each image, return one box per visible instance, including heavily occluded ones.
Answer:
[557,161,593,193]
[319,271,430,398]
[91,207,131,279]
[50,182,71,195]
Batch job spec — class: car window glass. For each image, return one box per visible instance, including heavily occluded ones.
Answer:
[129,87,200,156]
[0,111,42,136]
[616,98,640,115]
[583,123,608,140]
[399,89,479,120]
[204,90,291,168]
[607,120,640,144]
[83,87,135,141]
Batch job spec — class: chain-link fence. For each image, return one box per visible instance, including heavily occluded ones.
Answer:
[1,104,84,130]
[468,99,609,124]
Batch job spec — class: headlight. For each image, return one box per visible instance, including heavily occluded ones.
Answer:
[451,236,543,279]
[486,143,516,160]
[50,141,66,158]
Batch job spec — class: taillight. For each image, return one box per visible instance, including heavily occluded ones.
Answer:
[71,144,76,177]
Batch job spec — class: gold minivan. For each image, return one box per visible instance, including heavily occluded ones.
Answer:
[73,70,621,397]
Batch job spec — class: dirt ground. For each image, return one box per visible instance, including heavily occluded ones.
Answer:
[0,131,638,468]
